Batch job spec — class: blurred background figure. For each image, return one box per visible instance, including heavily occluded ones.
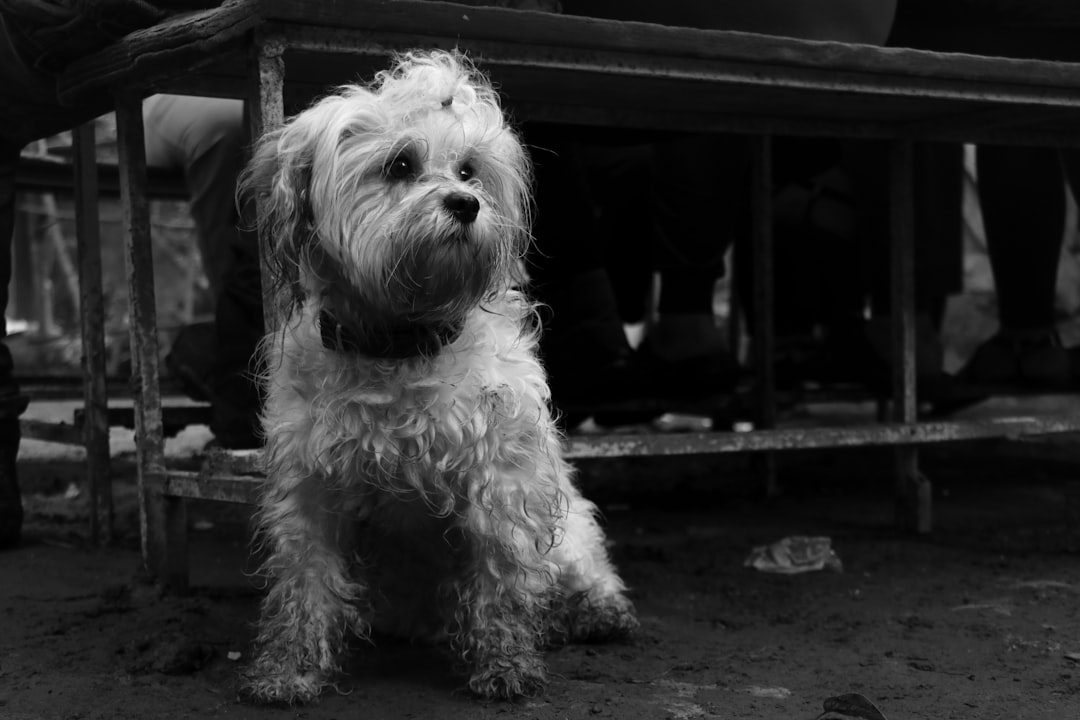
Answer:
[528,0,900,426]
[144,94,264,449]
[891,0,1080,390]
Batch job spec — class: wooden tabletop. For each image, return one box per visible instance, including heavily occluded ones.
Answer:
[58,0,1080,145]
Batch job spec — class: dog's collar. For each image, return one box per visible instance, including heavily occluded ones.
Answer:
[318,310,462,359]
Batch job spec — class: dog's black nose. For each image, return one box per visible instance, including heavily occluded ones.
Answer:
[443,192,480,224]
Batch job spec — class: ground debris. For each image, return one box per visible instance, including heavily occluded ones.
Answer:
[814,692,888,720]
[745,536,843,574]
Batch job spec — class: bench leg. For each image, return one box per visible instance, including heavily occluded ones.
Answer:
[72,123,113,545]
[890,139,931,533]
[115,94,188,588]
[750,135,778,497]
[250,34,286,335]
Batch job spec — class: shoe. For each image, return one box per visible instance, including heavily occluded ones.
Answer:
[553,343,741,429]
[168,321,263,448]
[634,341,742,398]
[773,316,986,416]
[207,423,262,451]
[207,370,263,450]
[165,321,217,402]
[547,341,660,428]
[962,328,1072,390]
[861,316,988,415]
[589,348,741,429]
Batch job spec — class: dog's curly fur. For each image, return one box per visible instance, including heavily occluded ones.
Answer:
[238,50,637,704]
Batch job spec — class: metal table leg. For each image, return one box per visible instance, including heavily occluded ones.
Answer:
[751,135,778,497]
[889,138,931,533]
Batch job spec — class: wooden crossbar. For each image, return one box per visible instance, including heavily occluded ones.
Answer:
[16,156,188,200]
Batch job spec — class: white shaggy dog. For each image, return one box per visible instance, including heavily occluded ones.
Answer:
[239,50,637,704]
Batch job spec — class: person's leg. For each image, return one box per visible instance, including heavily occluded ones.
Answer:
[965,144,1070,386]
[581,142,655,325]
[979,146,1062,333]
[889,1,1080,388]
[145,95,264,445]
[0,140,29,548]
[208,218,264,449]
[765,138,967,402]
[143,95,247,297]
[647,133,745,372]
[733,137,864,386]
[525,124,647,413]
[856,142,961,379]
[1059,148,1080,219]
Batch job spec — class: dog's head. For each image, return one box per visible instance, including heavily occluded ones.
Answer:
[243,50,532,356]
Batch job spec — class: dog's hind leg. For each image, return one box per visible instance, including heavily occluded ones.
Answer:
[241,475,367,704]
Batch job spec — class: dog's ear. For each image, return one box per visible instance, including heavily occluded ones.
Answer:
[240,89,386,317]
[240,117,319,317]
[489,126,533,251]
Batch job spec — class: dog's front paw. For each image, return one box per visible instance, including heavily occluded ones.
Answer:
[552,592,639,644]
[239,649,333,705]
[468,651,548,699]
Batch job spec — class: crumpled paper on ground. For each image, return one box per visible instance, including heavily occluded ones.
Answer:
[744,536,843,574]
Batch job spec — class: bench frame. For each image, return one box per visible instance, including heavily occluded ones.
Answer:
[14,139,196,544]
[53,0,1080,587]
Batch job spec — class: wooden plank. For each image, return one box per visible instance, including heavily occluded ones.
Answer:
[166,470,263,505]
[15,157,189,200]
[73,404,212,433]
[136,60,1080,144]
[73,123,114,544]
[256,0,1080,92]
[19,418,82,446]
[57,0,1080,146]
[116,94,188,589]
[270,28,1080,117]
[564,417,1080,458]
[56,0,258,104]
[249,33,286,334]
[201,446,264,477]
[171,416,1080,487]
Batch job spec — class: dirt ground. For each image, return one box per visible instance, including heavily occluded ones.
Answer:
[3,418,1080,720]
[9,119,1080,720]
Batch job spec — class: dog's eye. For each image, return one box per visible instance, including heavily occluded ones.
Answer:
[385,155,414,181]
[458,162,476,181]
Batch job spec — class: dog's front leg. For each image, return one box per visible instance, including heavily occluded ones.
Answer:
[453,473,556,699]
[241,474,366,704]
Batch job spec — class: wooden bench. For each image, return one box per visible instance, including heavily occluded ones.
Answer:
[56,0,1080,587]
[13,146,201,543]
